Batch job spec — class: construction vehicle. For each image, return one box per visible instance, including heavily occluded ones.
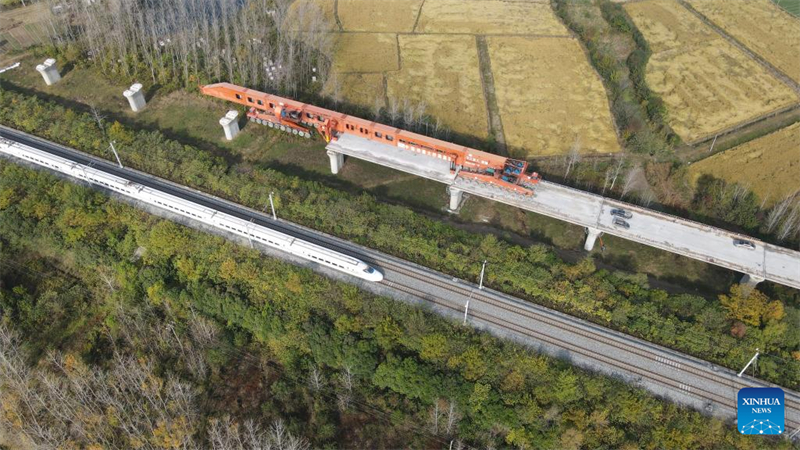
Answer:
[200,82,540,195]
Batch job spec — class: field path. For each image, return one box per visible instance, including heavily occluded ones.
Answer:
[411,0,426,33]
[475,36,508,156]
[686,104,800,162]
[332,0,344,31]
[679,0,800,96]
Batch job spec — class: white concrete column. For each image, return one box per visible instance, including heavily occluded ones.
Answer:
[123,83,146,112]
[739,274,765,297]
[739,273,764,290]
[219,110,240,140]
[449,187,463,211]
[35,58,61,85]
[740,274,765,286]
[584,227,602,251]
[327,150,344,174]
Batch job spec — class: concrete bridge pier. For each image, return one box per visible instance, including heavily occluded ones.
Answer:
[123,83,146,112]
[739,273,765,297]
[36,58,61,85]
[584,227,602,251]
[327,150,344,174]
[448,187,464,211]
[219,110,240,140]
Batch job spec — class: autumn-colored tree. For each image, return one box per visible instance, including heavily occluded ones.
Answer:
[719,285,785,327]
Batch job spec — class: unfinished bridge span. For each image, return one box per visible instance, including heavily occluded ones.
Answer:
[201,82,800,290]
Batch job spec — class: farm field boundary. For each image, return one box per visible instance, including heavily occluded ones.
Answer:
[680,0,800,95]
[688,122,800,206]
[773,0,800,17]
[475,35,507,155]
[624,0,799,144]
[686,103,800,157]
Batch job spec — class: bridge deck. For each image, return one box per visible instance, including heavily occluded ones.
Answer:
[328,133,800,289]
[326,133,456,184]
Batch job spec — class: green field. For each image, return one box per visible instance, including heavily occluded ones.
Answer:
[774,0,800,16]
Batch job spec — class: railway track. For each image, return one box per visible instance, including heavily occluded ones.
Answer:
[2,126,798,435]
[356,253,800,430]
[380,261,800,429]
[201,195,800,431]
[211,186,800,432]
[383,260,799,403]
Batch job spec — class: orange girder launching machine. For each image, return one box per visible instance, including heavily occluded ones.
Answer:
[200,82,540,195]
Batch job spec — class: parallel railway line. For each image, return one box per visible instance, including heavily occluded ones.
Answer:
[1,125,798,436]
[383,260,800,405]
[357,255,800,431]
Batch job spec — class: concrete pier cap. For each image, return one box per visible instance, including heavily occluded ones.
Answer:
[123,83,146,112]
[219,110,240,140]
[35,58,61,85]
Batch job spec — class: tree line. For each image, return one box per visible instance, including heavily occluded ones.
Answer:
[0,159,793,449]
[41,0,332,95]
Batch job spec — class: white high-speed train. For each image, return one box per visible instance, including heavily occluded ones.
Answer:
[0,138,383,282]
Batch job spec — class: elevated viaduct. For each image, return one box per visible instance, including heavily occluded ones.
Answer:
[201,83,800,291]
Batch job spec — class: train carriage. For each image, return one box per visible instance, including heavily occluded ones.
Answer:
[0,138,384,283]
[143,188,217,221]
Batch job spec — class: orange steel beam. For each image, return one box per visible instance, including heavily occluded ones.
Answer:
[200,82,540,194]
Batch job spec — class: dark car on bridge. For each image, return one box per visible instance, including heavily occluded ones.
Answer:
[612,218,630,229]
[610,208,633,219]
[733,239,756,250]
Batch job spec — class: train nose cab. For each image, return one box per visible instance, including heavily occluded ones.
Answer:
[360,263,384,282]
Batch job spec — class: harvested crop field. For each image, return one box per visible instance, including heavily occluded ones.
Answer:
[415,0,570,35]
[386,35,488,137]
[324,73,385,106]
[284,0,337,31]
[625,0,799,143]
[322,0,618,155]
[488,37,620,156]
[0,2,51,54]
[687,0,800,83]
[688,122,800,205]
[646,42,798,142]
[625,0,716,52]
[337,0,424,32]
[333,33,398,72]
